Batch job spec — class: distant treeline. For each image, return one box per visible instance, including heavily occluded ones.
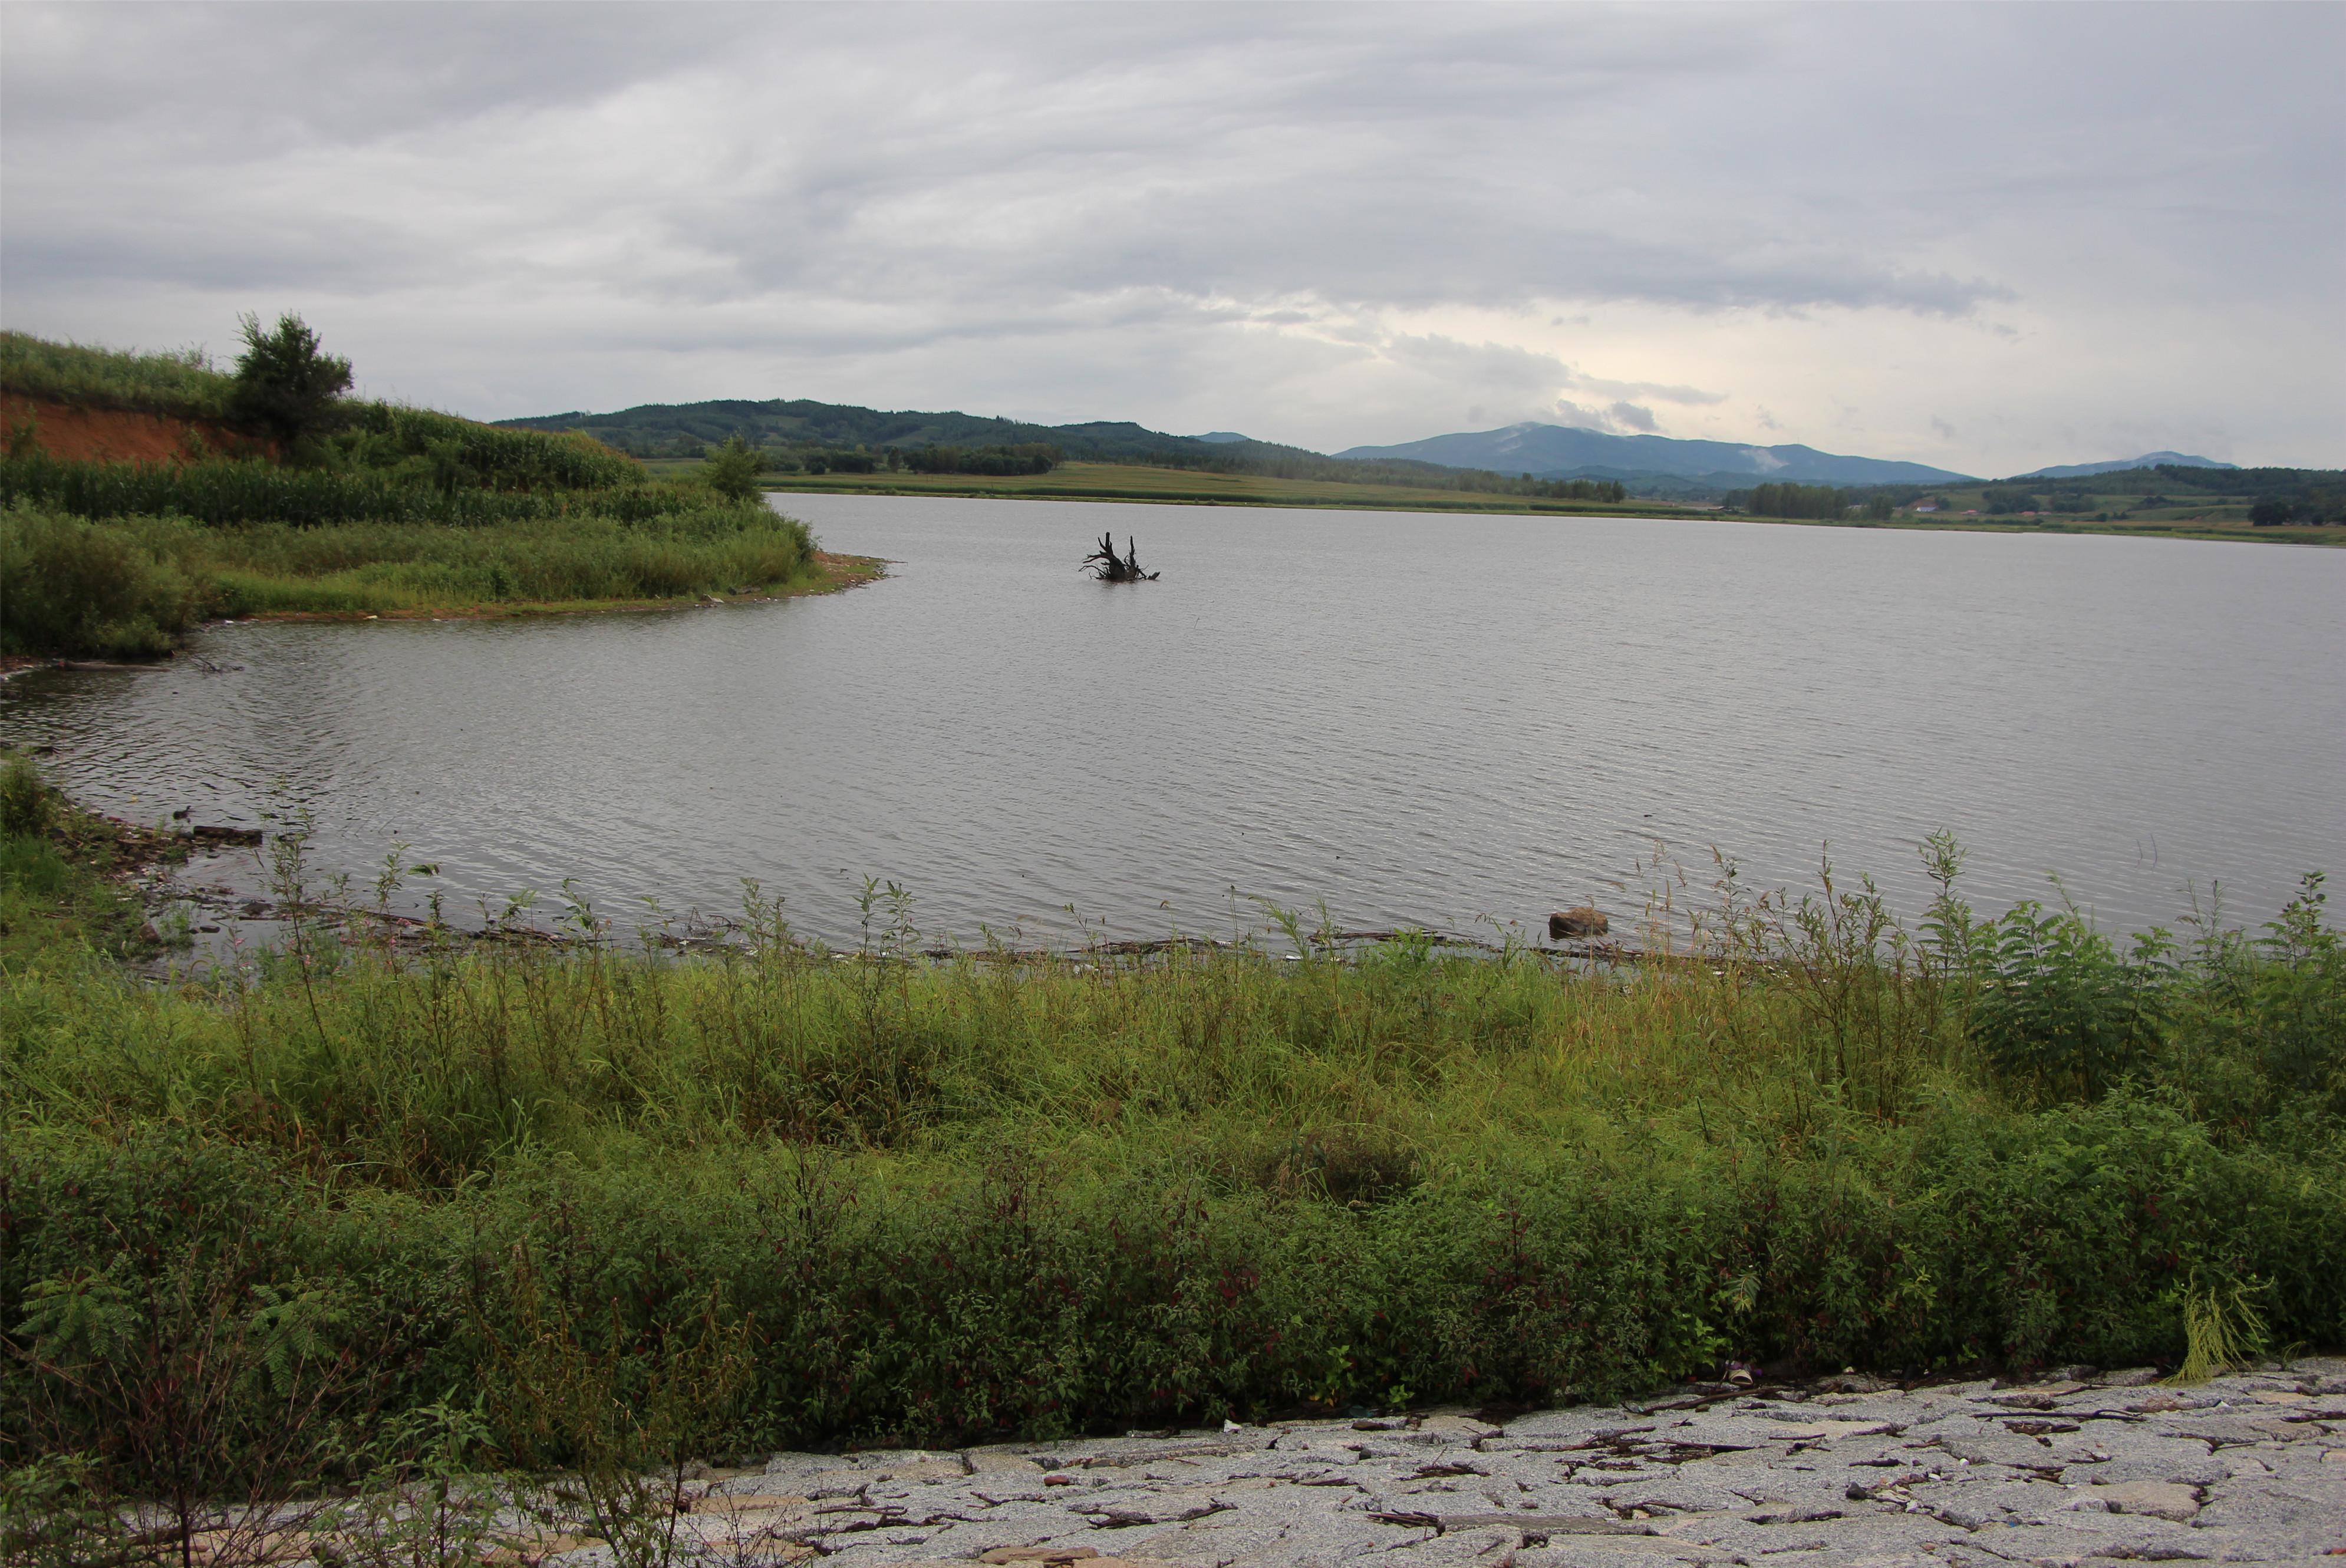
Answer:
[1728,463,2345,525]
[901,442,1061,476]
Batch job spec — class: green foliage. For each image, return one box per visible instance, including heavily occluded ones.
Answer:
[0,775,166,962]
[1739,481,1852,519]
[1970,898,2173,1099]
[1,753,57,839]
[2,1135,364,1563]
[0,496,817,654]
[907,442,1062,476]
[2164,874,2346,1130]
[229,312,354,447]
[318,1401,525,1568]
[700,434,767,502]
[0,1452,132,1568]
[0,331,235,421]
[337,402,640,491]
[2169,1277,2268,1384]
[0,445,664,530]
[0,848,2339,1485]
[0,505,200,656]
[482,1251,751,1567]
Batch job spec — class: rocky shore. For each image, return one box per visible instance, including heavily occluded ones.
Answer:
[627,1362,2344,1568]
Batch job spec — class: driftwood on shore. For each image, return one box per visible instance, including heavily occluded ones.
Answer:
[1082,532,1158,581]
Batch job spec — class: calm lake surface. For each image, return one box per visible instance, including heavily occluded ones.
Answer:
[8,499,2342,948]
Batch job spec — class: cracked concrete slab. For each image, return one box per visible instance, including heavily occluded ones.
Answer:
[531,1363,2346,1566]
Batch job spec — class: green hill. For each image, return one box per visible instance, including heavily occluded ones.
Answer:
[493,396,1251,465]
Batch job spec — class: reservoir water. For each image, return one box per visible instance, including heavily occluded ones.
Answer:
[6,498,2341,948]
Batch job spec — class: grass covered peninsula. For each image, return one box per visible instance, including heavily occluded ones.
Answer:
[1,327,858,658]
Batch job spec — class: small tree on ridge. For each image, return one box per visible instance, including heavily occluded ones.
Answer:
[230,311,352,450]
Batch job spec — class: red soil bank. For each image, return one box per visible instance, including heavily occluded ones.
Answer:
[2,394,268,464]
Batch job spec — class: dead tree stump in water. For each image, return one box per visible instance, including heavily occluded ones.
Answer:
[1082,532,1159,581]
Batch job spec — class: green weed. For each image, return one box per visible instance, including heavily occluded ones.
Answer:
[0,845,2338,1488]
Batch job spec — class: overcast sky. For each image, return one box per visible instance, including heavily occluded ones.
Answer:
[4,1,2339,475]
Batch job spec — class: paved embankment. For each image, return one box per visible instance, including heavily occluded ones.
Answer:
[645,1362,2346,1568]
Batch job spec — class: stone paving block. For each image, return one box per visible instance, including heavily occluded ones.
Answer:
[2189,1471,2346,1559]
[1930,1429,2067,1472]
[2067,1455,2230,1488]
[766,1452,866,1486]
[1937,1517,2206,1566]
[2096,1368,2164,1388]
[1720,1509,1966,1562]
[1376,1525,1521,1564]
[1118,1518,1296,1565]
[1407,1416,1505,1445]
[2156,1417,2313,1448]
[1514,1547,1742,1568]
[1590,1475,1756,1514]
[1637,1514,1837,1557]
[2085,1480,2202,1521]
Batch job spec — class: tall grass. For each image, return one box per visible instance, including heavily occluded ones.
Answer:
[0,502,818,653]
[0,509,205,656]
[1,751,2338,1493]
[337,403,641,491]
[0,331,235,420]
[4,334,638,493]
[0,817,2338,1481]
[0,451,693,529]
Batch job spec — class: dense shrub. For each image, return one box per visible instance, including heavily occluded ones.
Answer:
[228,313,352,449]
[0,506,200,656]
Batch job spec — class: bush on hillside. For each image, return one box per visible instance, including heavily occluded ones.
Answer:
[229,312,352,449]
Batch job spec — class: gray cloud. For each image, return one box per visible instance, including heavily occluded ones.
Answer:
[2,1,2338,469]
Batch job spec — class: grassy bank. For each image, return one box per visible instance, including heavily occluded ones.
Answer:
[2,752,2338,1514]
[0,331,235,422]
[1,502,826,657]
[700,459,1690,516]
[1,331,854,658]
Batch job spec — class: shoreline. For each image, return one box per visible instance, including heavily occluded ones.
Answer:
[747,473,2342,545]
[0,551,888,671]
[205,546,888,628]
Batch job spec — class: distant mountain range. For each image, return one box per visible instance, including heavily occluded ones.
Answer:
[499,399,2272,494]
[1336,422,1973,485]
[496,397,1253,465]
[2012,452,2238,479]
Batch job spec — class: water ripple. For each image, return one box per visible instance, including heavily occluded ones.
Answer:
[6,502,2342,945]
